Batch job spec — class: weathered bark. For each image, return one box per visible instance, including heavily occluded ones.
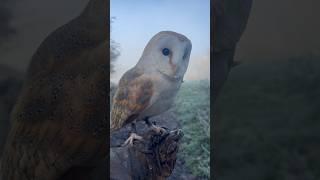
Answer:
[110,128,183,180]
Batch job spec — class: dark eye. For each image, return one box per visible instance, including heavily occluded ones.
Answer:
[162,48,170,56]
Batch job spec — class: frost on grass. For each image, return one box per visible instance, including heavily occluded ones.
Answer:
[173,80,210,179]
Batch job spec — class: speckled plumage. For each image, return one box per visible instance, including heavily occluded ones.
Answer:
[111,68,153,132]
[111,31,192,133]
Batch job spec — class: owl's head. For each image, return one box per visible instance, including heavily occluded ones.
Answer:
[138,31,192,80]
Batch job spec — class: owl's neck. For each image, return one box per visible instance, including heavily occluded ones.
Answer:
[157,69,183,82]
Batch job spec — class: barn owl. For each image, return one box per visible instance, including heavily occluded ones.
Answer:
[0,0,108,179]
[110,31,192,145]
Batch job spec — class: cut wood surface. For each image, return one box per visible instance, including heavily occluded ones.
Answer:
[110,109,194,180]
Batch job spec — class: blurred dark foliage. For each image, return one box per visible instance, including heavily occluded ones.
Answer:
[0,0,15,44]
[215,56,320,180]
[110,17,120,74]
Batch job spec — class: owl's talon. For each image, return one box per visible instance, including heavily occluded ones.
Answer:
[151,125,167,135]
[122,133,143,147]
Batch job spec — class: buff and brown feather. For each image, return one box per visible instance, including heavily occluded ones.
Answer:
[110,68,153,132]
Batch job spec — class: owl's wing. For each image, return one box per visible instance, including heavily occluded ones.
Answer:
[111,68,154,131]
[0,61,108,179]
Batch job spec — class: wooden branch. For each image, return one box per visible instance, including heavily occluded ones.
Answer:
[110,128,183,180]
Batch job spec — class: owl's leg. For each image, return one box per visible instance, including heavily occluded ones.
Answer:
[131,122,137,133]
[122,133,143,147]
[144,117,166,134]
[122,122,143,146]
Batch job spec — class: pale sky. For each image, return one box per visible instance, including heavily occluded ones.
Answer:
[110,0,210,83]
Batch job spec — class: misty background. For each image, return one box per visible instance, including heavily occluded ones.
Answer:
[0,0,320,71]
[236,0,320,62]
[0,0,89,71]
[110,0,210,82]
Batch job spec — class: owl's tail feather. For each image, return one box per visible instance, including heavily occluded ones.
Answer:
[110,107,137,134]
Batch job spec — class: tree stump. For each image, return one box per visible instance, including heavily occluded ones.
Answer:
[110,128,183,180]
